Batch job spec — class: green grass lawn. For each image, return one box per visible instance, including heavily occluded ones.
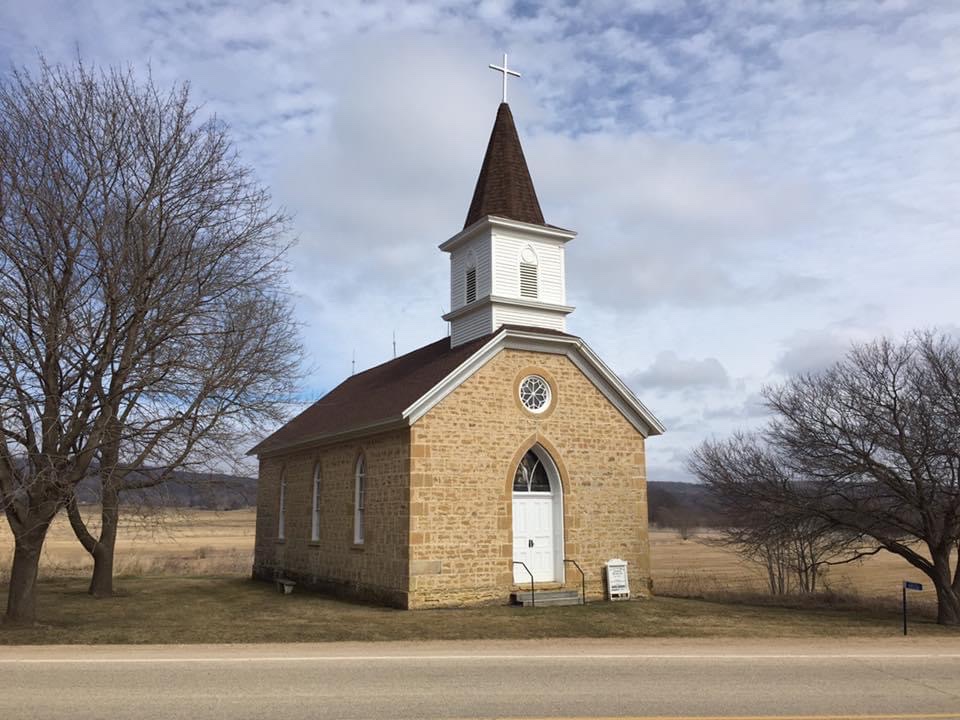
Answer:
[1,575,957,645]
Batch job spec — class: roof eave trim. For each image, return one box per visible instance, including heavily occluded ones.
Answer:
[401,332,505,425]
[442,295,575,322]
[571,338,667,437]
[499,329,666,436]
[249,416,408,458]
[402,327,665,437]
[439,215,576,253]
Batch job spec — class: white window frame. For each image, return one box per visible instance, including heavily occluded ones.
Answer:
[278,469,287,541]
[519,374,552,414]
[519,246,539,300]
[310,461,322,542]
[354,454,366,545]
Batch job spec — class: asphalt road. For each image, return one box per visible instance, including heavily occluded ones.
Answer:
[2,638,960,719]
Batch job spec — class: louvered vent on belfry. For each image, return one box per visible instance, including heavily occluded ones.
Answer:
[520,262,538,299]
[465,267,477,303]
[519,246,539,300]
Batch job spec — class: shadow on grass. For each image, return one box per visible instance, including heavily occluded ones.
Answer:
[1,575,957,645]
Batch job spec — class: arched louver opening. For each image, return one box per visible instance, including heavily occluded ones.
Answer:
[519,246,538,299]
[465,267,477,303]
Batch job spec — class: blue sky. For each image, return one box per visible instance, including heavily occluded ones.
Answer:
[2,1,958,481]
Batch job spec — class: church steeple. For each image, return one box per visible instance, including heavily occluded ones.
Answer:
[463,103,545,229]
[440,60,576,348]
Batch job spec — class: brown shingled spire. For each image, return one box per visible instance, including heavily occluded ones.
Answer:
[463,103,545,229]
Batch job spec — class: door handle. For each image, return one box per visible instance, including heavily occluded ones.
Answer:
[528,539,534,548]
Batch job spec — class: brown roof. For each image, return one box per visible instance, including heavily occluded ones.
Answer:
[250,325,578,455]
[463,103,545,229]
[250,332,496,455]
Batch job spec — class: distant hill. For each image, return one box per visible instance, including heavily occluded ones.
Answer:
[76,470,257,510]
[647,481,722,530]
[74,473,712,520]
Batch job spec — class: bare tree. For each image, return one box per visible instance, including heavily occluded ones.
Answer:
[691,332,960,624]
[690,435,856,595]
[660,506,697,541]
[0,59,301,622]
[764,332,960,624]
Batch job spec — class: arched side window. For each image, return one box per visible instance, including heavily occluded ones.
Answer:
[310,461,322,542]
[519,246,538,300]
[354,453,366,545]
[513,450,551,492]
[278,468,287,540]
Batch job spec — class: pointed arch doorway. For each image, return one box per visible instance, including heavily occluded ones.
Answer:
[512,445,564,584]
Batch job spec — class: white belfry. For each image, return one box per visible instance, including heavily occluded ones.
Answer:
[489,53,521,103]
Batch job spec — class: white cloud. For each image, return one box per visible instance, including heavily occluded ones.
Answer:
[1,1,958,483]
[702,393,769,421]
[628,351,730,392]
[775,329,853,376]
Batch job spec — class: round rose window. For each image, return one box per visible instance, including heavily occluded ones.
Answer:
[519,375,551,413]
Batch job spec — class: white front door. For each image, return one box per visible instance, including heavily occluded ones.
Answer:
[512,494,555,583]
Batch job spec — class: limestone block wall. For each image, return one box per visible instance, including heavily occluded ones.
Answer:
[252,428,411,607]
[408,348,650,608]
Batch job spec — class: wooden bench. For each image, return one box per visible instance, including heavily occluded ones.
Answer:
[275,578,296,595]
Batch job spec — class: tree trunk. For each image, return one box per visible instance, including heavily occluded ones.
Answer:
[764,550,776,595]
[66,427,122,599]
[931,550,960,625]
[932,581,960,625]
[88,543,116,598]
[4,518,52,624]
[88,482,119,598]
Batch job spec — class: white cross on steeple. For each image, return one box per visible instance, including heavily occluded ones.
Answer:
[489,53,521,104]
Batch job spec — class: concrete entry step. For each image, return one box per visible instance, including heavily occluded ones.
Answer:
[511,589,581,607]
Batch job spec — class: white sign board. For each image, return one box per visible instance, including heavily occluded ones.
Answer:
[605,559,630,600]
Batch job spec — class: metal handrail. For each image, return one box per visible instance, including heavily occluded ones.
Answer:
[564,558,586,605]
[512,561,534,607]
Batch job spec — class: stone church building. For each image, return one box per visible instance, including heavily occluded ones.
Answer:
[251,96,664,609]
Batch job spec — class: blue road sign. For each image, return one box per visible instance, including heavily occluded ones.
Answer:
[904,581,923,591]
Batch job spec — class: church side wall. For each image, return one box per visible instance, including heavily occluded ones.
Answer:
[408,348,649,608]
[252,428,411,607]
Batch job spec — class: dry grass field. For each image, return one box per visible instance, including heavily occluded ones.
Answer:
[0,509,950,644]
[651,528,937,612]
[0,507,256,582]
[3,575,955,645]
[0,510,938,608]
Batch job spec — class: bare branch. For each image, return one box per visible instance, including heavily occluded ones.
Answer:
[691,331,960,624]
[0,57,302,617]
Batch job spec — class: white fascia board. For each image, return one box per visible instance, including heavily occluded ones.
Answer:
[499,329,665,436]
[402,328,665,437]
[402,332,504,424]
[442,298,489,322]
[439,216,576,253]
[569,339,666,437]
[442,295,575,322]
[439,219,490,253]
[489,295,575,314]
